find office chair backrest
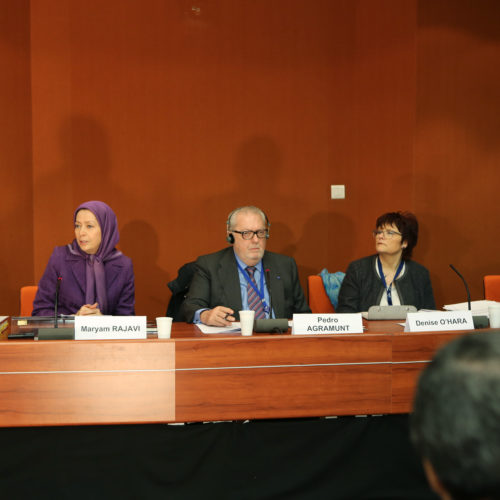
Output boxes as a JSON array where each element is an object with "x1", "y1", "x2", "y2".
[
  {"x1": 166, "y1": 262, "x2": 196, "y2": 321},
  {"x1": 307, "y1": 275, "x2": 335, "y2": 313},
  {"x1": 484, "y1": 275, "x2": 500, "y2": 301},
  {"x1": 20, "y1": 285, "x2": 38, "y2": 316}
]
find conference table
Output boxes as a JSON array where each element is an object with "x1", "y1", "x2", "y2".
[
  {"x1": 1, "y1": 319, "x2": 475, "y2": 499},
  {"x1": 0, "y1": 319, "x2": 467, "y2": 427}
]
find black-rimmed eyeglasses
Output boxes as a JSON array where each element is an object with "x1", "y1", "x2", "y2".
[{"x1": 231, "y1": 229, "x2": 269, "y2": 240}]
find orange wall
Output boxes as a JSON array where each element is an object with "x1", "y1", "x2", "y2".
[
  {"x1": 1, "y1": 1, "x2": 499, "y2": 318},
  {"x1": 415, "y1": 0, "x2": 500, "y2": 306},
  {"x1": 0, "y1": 1, "x2": 33, "y2": 314}
]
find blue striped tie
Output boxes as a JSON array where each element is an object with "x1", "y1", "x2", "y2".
[{"x1": 246, "y1": 266, "x2": 266, "y2": 319}]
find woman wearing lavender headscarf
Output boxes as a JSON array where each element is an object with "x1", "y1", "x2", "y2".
[{"x1": 32, "y1": 201, "x2": 135, "y2": 316}]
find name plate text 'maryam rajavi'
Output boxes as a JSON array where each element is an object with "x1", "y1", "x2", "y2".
[
  {"x1": 75, "y1": 316, "x2": 147, "y2": 340},
  {"x1": 404, "y1": 310, "x2": 474, "y2": 332},
  {"x1": 292, "y1": 313, "x2": 363, "y2": 335}
]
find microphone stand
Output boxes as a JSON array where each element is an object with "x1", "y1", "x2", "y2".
[
  {"x1": 253, "y1": 269, "x2": 288, "y2": 334},
  {"x1": 449, "y1": 264, "x2": 488, "y2": 329},
  {"x1": 38, "y1": 277, "x2": 75, "y2": 340},
  {"x1": 54, "y1": 276, "x2": 60, "y2": 328}
]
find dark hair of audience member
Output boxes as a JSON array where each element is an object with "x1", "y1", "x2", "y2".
[{"x1": 411, "y1": 332, "x2": 500, "y2": 500}]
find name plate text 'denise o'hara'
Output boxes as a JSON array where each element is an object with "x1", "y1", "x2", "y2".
[{"x1": 404, "y1": 310, "x2": 474, "y2": 332}]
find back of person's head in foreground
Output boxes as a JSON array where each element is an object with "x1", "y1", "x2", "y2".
[{"x1": 411, "y1": 332, "x2": 500, "y2": 500}]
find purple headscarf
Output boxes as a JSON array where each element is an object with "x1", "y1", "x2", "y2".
[{"x1": 69, "y1": 201, "x2": 122, "y2": 314}]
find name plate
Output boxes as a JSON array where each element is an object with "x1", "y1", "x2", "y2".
[
  {"x1": 292, "y1": 313, "x2": 363, "y2": 335},
  {"x1": 404, "y1": 310, "x2": 474, "y2": 332},
  {"x1": 75, "y1": 316, "x2": 147, "y2": 340}
]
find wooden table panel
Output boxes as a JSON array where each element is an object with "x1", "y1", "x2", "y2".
[
  {"x1": 391, "y1": 363, "x2": 428, "y2": 414},
  {"x1": 176, "y1": 364, "x2": 392, "y2": 420},
  {"x1": 0, "y1": 340, "x2": 175, "y2": 371},
  {"x1": 0, "y1": 340, "x2": 176, "y2": 426},
  {"x1": 174, "y1": 334, "x2": 392, "y2": 369},
  {"x1": 0, "y1": 371, "x2": 175, "y2": 426},
  {"x1": 392, "y1": 331, "x2": 465, "y2": 362}
]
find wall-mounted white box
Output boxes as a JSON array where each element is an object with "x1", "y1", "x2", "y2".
[{"x1": 331, "y1": 185, "x2": 345, "y2": 199}]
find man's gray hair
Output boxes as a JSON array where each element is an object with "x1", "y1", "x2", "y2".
[{"x1": 226, "y1": 206, "x2": 269, "y2": 230}]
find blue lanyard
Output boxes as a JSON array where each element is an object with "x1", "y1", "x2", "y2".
[
  {"x1": 377, "y1": 256, "x2": 404, "y2": 306},
  {"x1": 235, "y1": 261, "x2": 270, "y2": 315}
]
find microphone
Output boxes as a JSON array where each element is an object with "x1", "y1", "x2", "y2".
[
  {"x1": 253, "y1": 268, "x2": 288, "y2": 334},
  {"x1": 449, "y1": 264, "x2": 488, "y2": 329},
  {"x1": 54, "y1": 276, "x2": 62, "y2": 328},
  {"x1": 449, "y1": 264, "x2": 471, "y2": 310},
  {"x1": 38, "y1": 275, "x2": 74, "y2": 340}
]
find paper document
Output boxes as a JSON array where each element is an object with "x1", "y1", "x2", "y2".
[
  {"x1": 196, "y1": 322, "x2": 242, "y2": 334},
  {"x1": 443, "y1": 300, "x2": 498, "y2": 317}
]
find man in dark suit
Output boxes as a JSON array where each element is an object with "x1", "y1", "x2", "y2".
[{"x1": 181, "y1": 206, "x2": 310, "y2": 326}]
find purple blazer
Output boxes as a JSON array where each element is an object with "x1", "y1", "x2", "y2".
[{"x1": 32, "y1": 245, "x2": 135, "y2": 316}]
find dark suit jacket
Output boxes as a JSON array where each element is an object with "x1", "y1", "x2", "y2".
[
  {"x1": 181, "y1": 247, "x2": 310, "y2": 322},
  {"x1": 336, "y1": 255, "x2": 435, "y2": 313},
  {"x1": 32, "y1": 245, "x2": 135, "y2": 316}
]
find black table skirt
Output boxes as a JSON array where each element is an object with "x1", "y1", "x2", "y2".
[{"x1": 0, "y1": 415, "x2": 437, "y2": 500}]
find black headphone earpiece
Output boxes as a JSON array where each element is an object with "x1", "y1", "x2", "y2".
[{"x1": 226, "y1": 233, "x2": 235, "y2": 244}]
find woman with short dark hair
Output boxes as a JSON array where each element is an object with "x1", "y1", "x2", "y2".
[{"x1": 337, "y1": 211, "x2": 435, "y2": 313}]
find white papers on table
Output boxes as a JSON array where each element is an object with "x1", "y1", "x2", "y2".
[
  {"x1": 196, "y1": 322, "x2": 242, "y2": 334},
  {"x1": 196, "y1": 320, "x2": 293, "y2": 334},
  {"x1": 443, "y1": 300, "x2": 498, "y2": 317}
]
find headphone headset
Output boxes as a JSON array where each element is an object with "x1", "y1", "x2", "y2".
[{"x1": 226, "y1": 206, "x2": 270, "y2": 244}]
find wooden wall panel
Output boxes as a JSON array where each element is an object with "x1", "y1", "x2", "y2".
[
  {"x1": 0, "y1": 1, "x2": 498, "y2": 318},
  {"x1": 415, "y1": 0, "x2": 500, "y2": 307},
  {"x1": 28, "y1": 0, "x2": 365, "y2": 318},
  {"x1": 0, "y1": 1, "x2": 34, "y2": 314}
]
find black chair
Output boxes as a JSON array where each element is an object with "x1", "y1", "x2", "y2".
[{"x1": 166, "y1": 261, "x2": 196, "y2": 321}]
